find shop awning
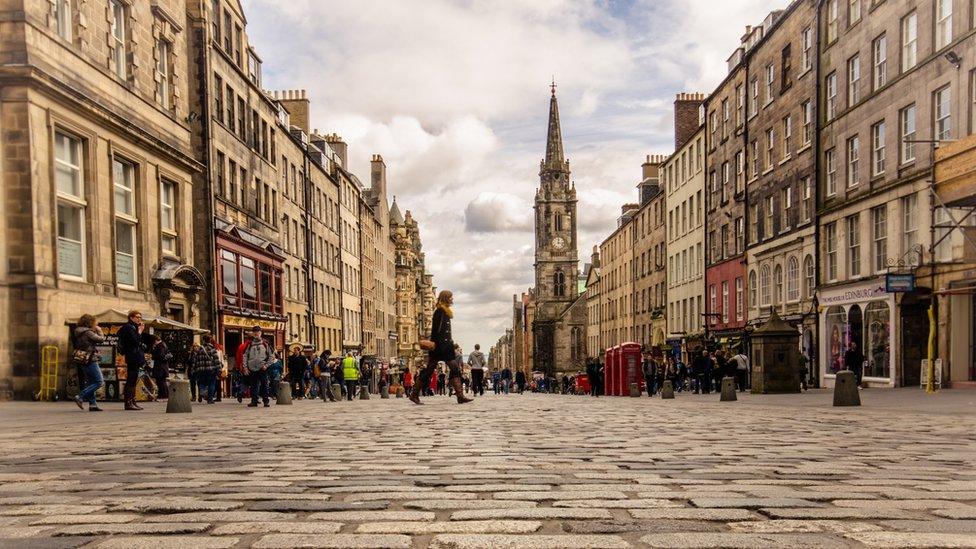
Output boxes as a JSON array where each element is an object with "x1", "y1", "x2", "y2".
[{"x1": 65, "y1": 309, "x2": 208, "y2": 334}]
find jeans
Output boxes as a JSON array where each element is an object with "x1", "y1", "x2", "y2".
[
  {"x1": 249, "y1": 369, "x2": 270, "y2": 405},
  {"x1": 471, "y1": 369, "x2": 484, "y2": 396},
  {"x1": 198, "y1": 372, "x2": 217, "y2": 402},
  {"x1": 77, "y1": 362, "x2": 104, "y2": 406},
  {"x1": 345, "y1": 380, "x2": 357, "y2": 400}
]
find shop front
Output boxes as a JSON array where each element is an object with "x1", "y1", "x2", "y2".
[{"x1": 819, "y1": 279, "x2": 895, "y2": 387}]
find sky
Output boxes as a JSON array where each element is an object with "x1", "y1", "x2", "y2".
[{"x1": 242, "y1": 0, "x2": 783, "y2": 355}]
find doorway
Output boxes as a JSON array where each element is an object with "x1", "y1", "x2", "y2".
[{"x1": 900, "y1": 297, "x2": 930, "y2": 387}]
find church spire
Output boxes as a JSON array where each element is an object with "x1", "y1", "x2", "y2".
[{"x1": 543, "y1": 79, "x2": 565, "y2": 171}]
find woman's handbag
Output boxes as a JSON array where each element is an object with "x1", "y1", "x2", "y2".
[{"x1": 419, "y1": 339, "x2": 435, "y2": 351}]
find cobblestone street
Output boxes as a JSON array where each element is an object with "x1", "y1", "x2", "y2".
[{"x1": 0, "y1": 389, "x2": 974, "y2": 548}]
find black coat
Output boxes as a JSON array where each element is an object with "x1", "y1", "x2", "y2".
[
  {"x1": 117, "y1": 321, "x2": 147, "y2": 367},
  {"x1": 429, "y1": 307, "x2": 456, "y2": 362}
]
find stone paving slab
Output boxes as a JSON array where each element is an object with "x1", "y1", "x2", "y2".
[
  {"x1": 355, "y1": 520, "x2": 543, "y2": 534},
  {"x1": 210, "y1": 521, "x2": 343, "y2": 535},
  {"x1": 451, "y1": 508, "x2": 613, "y2": 521},
  {"x1": 639, "y1": 532, "x2": 853, "y2": 548},
  {"x1": 53, "y1": 523, "x2": 211, "y2": 536},
  {"x1": 251, "y1": 534, "x2": 412, "y2": 548},
  {"x1": 92, "y1": 537, "x2": 238, "y2": 549},
  {"x1": 428, "y1": 534, "x2": 631, "y2": 548},
  {"x1": 847, "y1": 531, "x2": 976, "y2": 547}
]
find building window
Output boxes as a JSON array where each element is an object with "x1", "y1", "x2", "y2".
[
  {"x1": 849, "y1": 0, "x2": 861, "y2": 24},
  {"x1": 553, "y1": 271, "x2": 566, "y2": 297},
  {"x1": 847, "y1": 214, "x2": 861, "y2": 278},
  {"x1": 110, "y1": 0, "x2": 127, "y2": 80},
  {"x1": 937, "y1": 0, "x2": 953, "y2": 50},
  {"x1": 935, "y1": 206, "x2": 952, "y2": 261},
  {"x1": 827, "y1": 0, "x2": 838, "y2": 42},
  {"x1": 55, "y1": 0, "x2": 72, "y2": 41},
  {"x1": 764, "y1": 64, "x2": 774, "y2": 105},
  {"x1": 55, "y1": 131, "x2": 85, "y2": 279},
  {"x1": 765, "y1": 195, "x2": 774, "y2": 239},
  {"x1": 826, "y1": 72, "x2": 837, "y2": 120},
  {"x1": 155, "y1": 39, "x2": 171, "y2": 109},
  {"x1": 801, "y1": 177, "x2": 813, "y2": 222},
  {"x1": 802, "y1": 26, "x2": 812, "y2": 71},
  {"x1": 801, "y1": 100, "x2": 812, "y2": 145},
  {"x1": 735, "y1": 277, "x2": 744, "y2": 321},
  {"x1": 736, "y1": 84, "x2": 744, "y2": 125},
  {"x1": 804, "y1": 255, "x2": 814, "y2": 299},
  {"x1": 935, "y1": 86, "x2": 952, "y2": 141},
  {"x1": 848, "y1": 55, "x2": 860, "y2": 106},
  {"x1": 873, "y1": 205, "x2": 887, "y2": 272},
  {"x1": 782, "y1": 186, "x2": 792, "y2": 230},
  {"x1": 113, "y1": 158, "x2": 137, "y2": 288},
  {"x1": 214, "y1": 74, "x2": 223, "y2": 123},
  {"x1": 787, "y1": 256, "x2": 800, "y2": 302},
  {"x1": 826, "y1": 147, "x2": 837, "y2": 196},
  {"x1": 721, "y1": 281, "x2": 729, "y2": 323},
  {"x1": 709, "y1": 285, "x2": 717, "y2": 325},
  {"x1": 735, "y1": 150, "x2": 744, "y2": 193},
  {"x1": 225, "y1": 84, "x2": 234, "y2": 131},
  {"x1": 722, "y1": 162, "x2": 730, "y2": 201},
  {"x1": 903, "y1": 193, "x2": 918, "y2": 257},
  {"x1": 760, "y1": 265, "x2": 771, "y2": 306},
  {"x1": 774, "y1": 264, "x2": 783, "y2": 305},
  {"x1": 160, "y1": 180, "x2": 177, "y2": 255},
  {"x1": 750, "y1": 204, "x2": 759, "y2": 243},
  {"x1": 783, "y1": 115, "x2": 793, "y2": 159},
  {"x1": 248, "y1": 51, "x2": 261, "y2": 86},
  {"x1": 847, "y1": 135, "x2": 860, "y2": 188},
  {"x1": 233, "y1": 24, "x2": 242, "y2": 67},
  {"x1": 750, "y1": 77, "x2": 759, "y2": 118},
  {"x1": 781, "y1": 44, "x2": 792, "y2": 92},
  {"x1": 826, "y1": 222, "x2": 838, "y2": 281},
  {"x1": 902, "y1": 11, "x2": 917, "y2": 72},
  {"x1": 871, "y1": 121, "x2": 886, "y2": 176},
  {"x1": 873, "y1": 34, "x2": 887, "y2": 90},
  {"x1": 735, "y1": 216, "x2": 744, "y2": 253},
  {"x1": 749, "y1": 270, "x2": 758, "y2": 308},
  {"x1": 900, "y1": 103, "x2": 916, "y2": 163},
  {"x1": 765, "y1": 128, "x2": 775, "y2": 169},
  {"x1": 222, "y1": 10, "x2": 232, "y2": 52}
]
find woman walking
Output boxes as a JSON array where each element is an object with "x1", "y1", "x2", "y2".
[
  {"x1": 73, "y1": 314, "x2": 106, "y2": 412},
  {"x1": 410, "y1": 290, "x2": 472, "y2": 405},
  {"x1": 149, "y1": 335, "x2": 172, "y2": 400}
]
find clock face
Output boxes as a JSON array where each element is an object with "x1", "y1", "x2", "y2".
[{"x1": 552, "y1": 236, "x2": 566, "y2": 251}]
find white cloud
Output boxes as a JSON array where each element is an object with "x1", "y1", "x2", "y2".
[{"x1": 464, "y1": 192, "x2": 534, "y2": 233}]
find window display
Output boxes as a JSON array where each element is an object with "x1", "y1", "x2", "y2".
[{"x1": 864, "y1": 301, "x2": 890, "y2": 378}]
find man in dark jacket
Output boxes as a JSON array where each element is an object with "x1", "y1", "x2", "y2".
[
  {"x1": 642, "y1": 356, "x2": 657, "y2": 397},
  {"x1": 150, "y1": 335, "x2": 172, "y2": 400},
  {"x1": 117, "y1": 310, "x2": 147, "y2": 410},
  {"x1": 692, "y1": 352, "x2": 711, "y2": 394},
  {"x1": 515, "y1": 369, "x2": 526, "y2": 394},
  {"x1": 844, "y1": 342, "x2": 865, "y2": 386},
  {"x1": 287, "y1": 346, "x2": 309, "y2": 399}
]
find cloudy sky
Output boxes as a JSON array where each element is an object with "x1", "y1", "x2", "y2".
[{"x1": 243, "y1": 0, "x2": 782, "y2": 354}]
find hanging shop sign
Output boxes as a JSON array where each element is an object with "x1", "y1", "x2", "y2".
[{"x1": 885, "y1": 273, "x2": 916, "y2": 293}]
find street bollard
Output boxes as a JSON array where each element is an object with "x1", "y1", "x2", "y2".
[
  {"x1": 380, "y1": 385, "x2": 390, "y2": 399},
  {"x1": 720, "y1": 377, "x2": 737, "y2": 402},
  {"x1": 358, "y1": 385, "x2": 370, "y2": 400},
  {"x1": 396, "y1": 387, "x2": 405, "y2": 398},
  {"x1": 331, "y1": 383, "x2": 342, "y2": 402},
  {"x1": 833, "y1": 370, "x2": 861, "y2": 407},
  {"x1": 166, "y1": 378, "x2": 192, "y2": 413},
  {"x1": 661, "y1": 380, "x2": 675, "y2": 399},
  {"x1": 276, "y1": 382, "x2": 293, "y2": 405},
  {"x1": 629, "y1": 383, "x2": 640, "y2": 398}
]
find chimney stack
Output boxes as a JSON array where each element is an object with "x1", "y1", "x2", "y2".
[
  {"x1": 325, "y1": 134, "x2": 348, "y2": 169},
  {"x1": 673, "y1": 92, "x2": 705, "y2": 149},
  {"x1": 370, "y1": 154, "x2": 387, "y2": 198},
  {"x1": 275, "y1": 88, "x2": 311, "y2": 134}
]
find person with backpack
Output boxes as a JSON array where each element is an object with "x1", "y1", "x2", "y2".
[
  {"x1": 467, "y1": 344, "x2": 486, "y2": 397},
  {"x1": 194, "y1": 335, "x2": 221, "y2": 404},
  {"x1": 73, "y1": 314, "x2": 106, "y2": 412},
  {"x1": 117, "y1": 310, "x2": 148, "y2": 411},
  {"x1": 341, "y1": 352, "x2": 360, "y2": 401},
  {"x1": 237, "y1": 326, "x2": 274, "y2": 407}
]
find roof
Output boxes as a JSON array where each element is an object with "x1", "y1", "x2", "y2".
[{"x1": 390, "y1": 199, "x2": 404, "y2": 225}]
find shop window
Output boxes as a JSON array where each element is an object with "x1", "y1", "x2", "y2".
[
  {"x1": 864, "y1": 301, "x2": 891, "y2": 378},
  {"x1": 55, "y1": 131, "x2": 86, "y2": 279},
  {"x1": 826, "y1": 305, "x2": 848, "y2": 374},
  {"x1": 240, "y1": 257, "x2": 257, "y2": 309},
  {"x1": 221, "y1": 250, "x2": 238, "y2": 306}
]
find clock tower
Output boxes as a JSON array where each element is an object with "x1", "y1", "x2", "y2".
[
  {"x1": 531, "y1": 82, "x2": 582, "y2": 377},
  {"x1": 534, "y1": 82, "x2": 579, "y2": 309}
]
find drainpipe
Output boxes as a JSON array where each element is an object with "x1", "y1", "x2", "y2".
[
  {"x1": 812, "y1": 0, "x2": 826, "y2": 388},
  {"x1": 194, "y1": 1, "x2": 219, "y2": 338}
]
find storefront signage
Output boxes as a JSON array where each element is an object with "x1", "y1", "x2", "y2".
[
  {"x1": 820, "y1": 282, "x2": 887, "y2": 305},
  {"x1": 222, "y1": 314, "x2": 281, "y2": 330},
  {"x1": 885, "y1": 273, "x2": 916, "y2": 293}
]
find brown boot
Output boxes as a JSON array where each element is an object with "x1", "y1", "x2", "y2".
[
  {"x1": 408, "y1": 383, "x2": 423, "y2": 405},
  {"x1": 123, "y1": 388, "x2": 142, "y2": 411},
  {"x1": 451, "y1": 378, "x2": 472, "y2": 404}
]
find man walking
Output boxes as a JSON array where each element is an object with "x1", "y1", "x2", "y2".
[
  {"x1": 515, "y1": 369, "x2": 526, "y2": 394},
  {"x1": 642, "y1": 355, "x2": 657, "y2": 397},
  {"x1": 732, "y1": 350, "x2": 750, "y2": 392},
  {"x1": 844, "y1": 341, "x2": 865, "y2": 387},
  {"x1": 117, "y1": 310, "x2": 147, "y2": 411},
  {"x1": 342, "y1": 352, "x2": 360, "y2": 401},
  {"x1": 239, "y1": 326, "x2": 273, "y2": 407},
  {"x1": 287, "y1": 345, "x2": 309, "y2": 399},
  {"x1": 467, "y1": 344, "x2": 486, "y2": 396},
  {"x1": 197, "y1": 334, "x2": 222, "y2": 404}
]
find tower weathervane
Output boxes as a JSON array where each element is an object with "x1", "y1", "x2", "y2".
[{"x1": 550, "y1": 77, "x2": 557, "y2": 97}]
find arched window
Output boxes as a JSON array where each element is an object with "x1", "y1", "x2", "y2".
[
  {"x1": 749, "y1": 270, "x2": 758, "y2": 308},
  {"x1": 773, "y1": 264, "x2": 783, "y2": 305},
  {"x1": 553, "y1": 271, "x2": 566, "y2": 297},
  {"x1": 803, "y1": 255, "x2": 815, "y2": 299},
  {"x1": 787, "y1": 256, "x2": 800, "y2": 302},
  {"x1": 760, "y1": 265, "x2": 771, "y2": 306},
  {"x1": 554, "y1": 213, "x2": 564, "y2": 232}
]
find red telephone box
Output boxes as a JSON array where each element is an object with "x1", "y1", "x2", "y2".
[
  {"x1": 620, "y1": 342, "x2": 643, "y2": 395},
  {"x1": 604, "y1": 346, "x2": 617, "y2": 396}
]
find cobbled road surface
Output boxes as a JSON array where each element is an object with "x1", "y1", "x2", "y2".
[{"x1": 0, "y1": 388, "x2": 974, "y2": 548}]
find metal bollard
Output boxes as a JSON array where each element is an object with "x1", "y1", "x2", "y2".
[
  {"x1": 166, "y1": 378, "x2": 192, "y2": 413},
  {"x1": 629, "y1": 383, "x2": 640, "y2": 398},
  {"x1": 660, "y1": 380, "x2": 675, "y2": 399},
  {"x1": 358, "y1": 385, "x2": 370, "y2": 400},
  {"x1": 833, "y1": 370, "x2": 861, "y2": 406},
  {"x1": 331, "y1": 383, "x2": 342, "y2": 402},
  {"x1": 720, "y1": 377, "x2": 737, "y2": 402}
]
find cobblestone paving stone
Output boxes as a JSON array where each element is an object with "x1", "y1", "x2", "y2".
[{"x1": 0, "y1": 388, "x2": 973, "y2": 548}]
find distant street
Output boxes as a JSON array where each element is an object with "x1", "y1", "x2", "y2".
[{"x1": 0, "y1": 390, "x2": 974, "y2": 548}]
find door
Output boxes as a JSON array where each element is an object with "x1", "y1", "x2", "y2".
[{"x1": 900, "y1": 300, "x2": 929, "y2": 387}]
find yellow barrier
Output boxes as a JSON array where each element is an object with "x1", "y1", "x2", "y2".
[{"x1": 36, "y1": 345, "x2": 60, "y2": 401}]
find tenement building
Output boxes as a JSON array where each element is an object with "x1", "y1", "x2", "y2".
[
  {"x1": 665, "y1": 93, "x2": 707, "y2": 362},
  {"x1": 743, "y1": 3, "x2": 819, "y2": 380},
  {"x1": 392, "y1": 206, "x2": 435, "y2": 368},
  {"x1": 635, "y1": 157, "x2": 669, "y2": 353},
  {"x1": 532, "y1": 86, "x2": 586, "y2": 376},
  {"x1": 816, "y1": 0, "x2": 976, "y2": 387},
  {"x1": 0, "y1": 0, "x2": 203, "y2": 398},
  {"x1": 584, "y1": 249, "x2": 603, "y2": 358},
  {"x1": 599, "y1": 204, "x2": 639, "y2": 350},
  {"x1": 188, "y1": 0, "x2": 286, "y2": 355},
  {"x1": 704, "y1": 27, "x2": 750, "y2": 356}
]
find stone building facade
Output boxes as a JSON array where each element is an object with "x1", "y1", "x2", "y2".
[
  {"x1": 816, "y1": 0, "x2": 976, "y2": 387},
  {"x1": 364, "y1": 155, "x2": 397, "y2": 362},
  {"x1": 743, "y1": 2, "x2": 819, "y2": 380},
  {"x1": 633, "y1": 157, "x2": 669, "y2": 353},
  {"x1": 664, "y1": 95, "x2": 706, "y2": 361},
  {"x1": 0, "y1": 0, "x2": 203, "y2": 398},
  {"x1": 392, "y1": 206, "x2": 435, "y2": 370}
]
